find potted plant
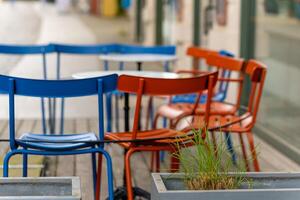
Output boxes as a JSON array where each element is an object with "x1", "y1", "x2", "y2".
[{"x1": 151, "y1": 129, "x2": 300, "y2": 200}]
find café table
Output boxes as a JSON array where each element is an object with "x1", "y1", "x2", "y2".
[{"x1": 73, "y1": 70, "x2": 180, "y2": 199}]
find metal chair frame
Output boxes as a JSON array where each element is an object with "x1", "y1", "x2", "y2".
[
  {"x1": 0, "y1": 74, "x2": 118, "y2": 200},
  {"x1": 102, "y1": 72, "x2": 218, "y2": 200},
  {"x1": 0, "y1": 44, "x2": 55, "y2": 134}
]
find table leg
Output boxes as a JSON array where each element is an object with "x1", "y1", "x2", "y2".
[{"x1": 137, "y1": 62, "x2": 142, "y2": 71}]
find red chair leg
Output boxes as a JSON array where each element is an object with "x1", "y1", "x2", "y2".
[
  {"x1": 239, "y1": 134, "x2": 250, "y2": 171},
  {"x1": 150, "y1": 152, "x2": 155, "y2": 172},
  {"x1": 246, "y1": 132, "x2": 260, "y2": 172},
  {"x1": 170, "y1": 151, "x2": 180, "y2": 172},
  {"x1": 96, "y1": 153, "x2": 103, "y2": 200},
  {"x1": 125, "y1": 148, "x2": 135, "y2": 200},
  {"x1": 211, "y1": 131, "x2": 218, "y2": 157},
  {"x1": 155, "y1": 151, "x2": 160, "y2": 172}
]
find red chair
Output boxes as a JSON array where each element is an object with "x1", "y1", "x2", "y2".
[
  {"x1": 104, "y1": 72, "x2": 218, "y2": 200},
  {"x1": 155, "y1": 53, "x2": 244, "y2": 129},
  {"x1": 181, "y1": 57, "x2": 267, "y2": 172}
]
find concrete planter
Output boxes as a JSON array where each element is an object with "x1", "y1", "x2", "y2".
[
  {"x1": 152, "y1": 172, "x2": 300, "y2": 200},
  {"x1": 0, "y1": 177, "x2": 81, "y2": 200}
]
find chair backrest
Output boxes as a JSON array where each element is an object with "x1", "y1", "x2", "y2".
[
  {"x1": 187, "y1": 46, "x2": 235, "y2": 101},
  {"x1": 118, "y1": 44, "x2": 176, "y2": 55},
  {"x1": 117, "y1": 72, "x2": 218, "y2": 139},
  {"x1": 243, "y1": 60, "x2": 267, "y2": 124},
  {"x1": 0, "y1": 44, "x2": 55, "y2": 79},
  {"x1": 207, "y1": 54, "x2": 267, "y2": 123},
  {"x1": 0, "y1": 44, "x2": 55, "y2": 55},
  {"x1": 53, "y1": 43, "x2": 118, "y2": 55},
  {"x1": 0, "y1": 74, "x2": 118, "y2": 149},
  {"x1": 206, "y1": 54, "x2": 245, "y2": 111}
]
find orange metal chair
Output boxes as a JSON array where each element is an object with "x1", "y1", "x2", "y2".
[
  {"x1": 180, "y1": 56, "x2": 267, "y2": 172},
  {"x1": 103, "y1": 72, "x2": 218, "y2": 200},
  {"x1": 155, "y1": 52, "x2": 245, "y2": 129}
]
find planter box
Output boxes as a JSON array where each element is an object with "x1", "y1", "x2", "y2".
[
  {"x1": 0, "y1": 177, "x2": 81, "y2": 200},
  {"x1": 152, "y1": 172, "x2": 300, "y2": 200}
]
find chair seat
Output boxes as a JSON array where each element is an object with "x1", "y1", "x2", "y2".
[
  {"x1": 185, "y1": 113, "x2": 253, "y2": 133},
  {"x1": 157, "y1": 102, "x2": 238, "y2": 121},
  {"x1": 18, "y1": 132, "x2": 98, "y2": 151},
  {"x1": 105, "y1": 129, "x2": 189, "y2": 148},
  {"x1": 171, "y1": 92, "x2": 225, "y2": 104}
]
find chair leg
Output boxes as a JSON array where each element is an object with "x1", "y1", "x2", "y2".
[
  {"x1": 225, "y1": 132, "x2": 237, "y2": 165},
  {"x1": 125, "y1": 148, "x2": 135, "y2": 200},
  {"x1": 23, "y1": 151, "x2": 28, "y2": 177},
  {"x1": 150, "y1": 152, "x2": 155, "y2": 172},
  {"x1": 246, "y1": 132, "x2": 260, "y2": 172},
  {"x1": 105, "y1": 94, "x2": 112, "y2": 132},
  {"x1": 41, "y1": 98, "x2": 47, "y2": 134},
  {"x1": 239, "y1": 134, "x2": 250, "y2": 171},
  {"x1": 170, "y1": 151, "x2": 179, "y2": 172},
  {"x1": 96, "y1": 153, "x2": 103, "y2": 200},
  {"x1": 3, "y1": 151, "x2": 16, "y2": 177},
  {"x1": 92, "y1": 152, "x2": 97, "y2": 196},
  {"x1": 211, "y1": 131, "x2": 218, "y2": 157},
  {"x1": 155, "y1": 151, "x2": 160, "y2": 172},
  {"x1": 145, "y1": 97, "x2": 153, "y2": 130},
  {"x1": 103, "y1": 152, "x2": 114, "y2": 200},
  {"x1": 60, "y1": 98, "x2": 65, "y2": 134},
  {"x1": 115, "y1": 94, "x2": 120, "y2": 132}
]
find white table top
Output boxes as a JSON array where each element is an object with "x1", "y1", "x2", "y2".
[
  {"x1": 99, "y1": 54, "x2": 177, "y2": 63},
  {"x1": 72, "y1": 70, "x2": 180, "y2": 79}
]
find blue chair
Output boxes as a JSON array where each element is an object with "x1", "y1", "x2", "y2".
[
  {"x1": 1, "y1": 74, "x2": 117, "y2": 200},
  {"x1": 53, "y1": 43, "x2": 176, "y2": 133},
  {"x1": 0, "y1": 44, "x2": 55, "y2": 134},
  {"x1": 51, "y1": 43, "x2": 118, "y2": 135}
]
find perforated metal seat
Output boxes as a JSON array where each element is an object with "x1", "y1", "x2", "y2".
[{"x1": 18, "y1": 133, "x2": 98, "y2": 151}]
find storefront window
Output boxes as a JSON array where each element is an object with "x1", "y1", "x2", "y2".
[{"x1": 255, "y1": 0, "x2": 300, "y2": 151}]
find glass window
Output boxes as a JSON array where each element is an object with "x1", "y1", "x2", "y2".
[{"x1": 255, "y1": 0, "x2": 300, "y2": 151}]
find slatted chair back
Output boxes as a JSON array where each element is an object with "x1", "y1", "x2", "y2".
[
  {"x1": 0, "y1": 74, "x2": 118, "y2": 149},
  {"x1": 206, "y1": 54, "x2": 245, "y2": 110},
  {"x1": 0, "y1": 44, "x2": 55, "y2": 79},
  {"x1": 207, "y1": 55, "x2": 267, "y2": 123},
  {"x1": 243, "y1": 60, "x2": 267, "y2": 124},
  {"x1": 187, "y1": 46, "x2": 234, "y2": 101},
  {"x1": 117, "y1": 72, "x2": 219, "y2": 139},
  {"x1": 119, "y1": 44, "x2": 176, "y2": 55}
]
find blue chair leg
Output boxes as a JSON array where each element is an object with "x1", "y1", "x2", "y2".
[
  {"x1": 105, "y1": 93, "x2": 112, "y2": 132},
  {"x1": 23, "y1": 150, "x2": 28, "y2": 177},
  {"x1": 160, "y1": 117, "x2": 168, "y2": 162},
  {"x1": 3, "y1": 151, "x2": 16, "y2": 177},
  {"x1": 92, "y1": 152, "x2": 97, "y2": 196},
  {"x1": 41, "y1": 98, "x2": 47, "y2": 134},
  {"x1": 101, "y1": 150, "x2": 114, "y2": 200},
  {"x1": 225, "y1": 132, "x2": 237, "y2": 165},
  {"x1": 60, "y1": 98, "x2": 65, "y2": 134}
]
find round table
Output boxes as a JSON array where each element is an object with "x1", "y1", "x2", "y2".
[
  {"x1": 73, "y1": 70, "x2": 180, "y2": 79},
  {"x1": 99, "y1": 54, "x2": 177, "y2": 71},
  {"x1": 73, "y1": 70, "x2": 180, "y2": 199}
]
